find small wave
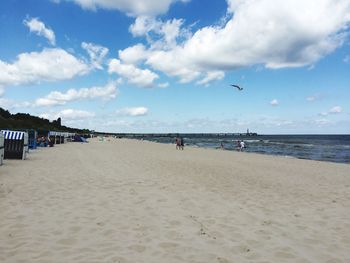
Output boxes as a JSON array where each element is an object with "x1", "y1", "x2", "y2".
[
  {"x1": 243, "y1": 139, "x2": 261, "y2": 143},
  {"x1": 283, "y1": 155, "x2": 296, "y2": 159},
  {"x1": 266, "y1": 141, "x2": 285, "y2": 145},
  {"x1": 265, "y1": 141, "x2": 315, "y2": 147},
  {"x1": 293, "y1": 144, "x2": 315, "y2": 148}
]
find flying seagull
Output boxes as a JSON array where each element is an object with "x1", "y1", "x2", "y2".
[{"x1": 231, "y1": 84, "x2": 243, "y2": 91}]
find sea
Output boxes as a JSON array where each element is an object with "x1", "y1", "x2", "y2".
[{"x1": 136, "y1": 134, "x2": 350, "y2": 164}]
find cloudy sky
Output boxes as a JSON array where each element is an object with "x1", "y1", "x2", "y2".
[{"x1": 0, "y1": 0, "x2": 349, "y2": 134}]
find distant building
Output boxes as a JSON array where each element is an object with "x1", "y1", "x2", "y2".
[{"x1": 245, "y1": 128, "x2": 258, "y2": 136}]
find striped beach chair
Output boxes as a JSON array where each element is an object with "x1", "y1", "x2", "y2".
[
  {"x1": 49, "y1": 131, "x2": 61, "y2": 144},
  {"x1": 1, "y1": 130, "x2": 29, "y2": 160}
]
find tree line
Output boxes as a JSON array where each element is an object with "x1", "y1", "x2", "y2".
[{"x1": 0, "y1": 107, "x2": 90, "y2": 134}]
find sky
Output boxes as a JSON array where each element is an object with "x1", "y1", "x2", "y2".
[{"x1": 0, "y1": 0, "x2": 349, "y2": 134}]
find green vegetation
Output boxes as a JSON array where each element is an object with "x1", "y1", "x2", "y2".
[{"x1": 0, "y1": 107, "x2": 90, "y2": 134}]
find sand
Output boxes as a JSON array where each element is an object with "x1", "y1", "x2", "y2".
[{"x1": 0, "y1": 138, "x2": 350, "y2": 263}]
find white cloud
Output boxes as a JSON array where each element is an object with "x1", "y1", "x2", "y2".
[
  {"x1": 318, "y1": 106, "x2": 343, "y2": 116},
  {"x1": 35, "y1": 98, "x2": 63, "y2": 107},
  {"x1": 121, "y1": 0, "x2": 350, "y2": 84},
  {"x1": 41, "y1": 109, "x2": 95, "y2": 120},
  {"x1": 129, "y1": 16, "x2": 186, "y2": 48},
  {"x1": 270, "y1": 99, "x2": 279, "y2": 106},
  {"x1": 224, "y1": 0, "x2": 349, "y2": 69},
  {"x1": 81, "y1": 42, "x2": 109, "y2": 69},
  {"x1": 24, "y1": 17, "x2": 56, "y2": 45},
  {"x1": 56, "y1": 0, "x2": 190, "y2": 16},
  {"x1": 158, "y1": 18, "x2": 185, "y2": 47},
  {"x1": 116, "y1": 107, "x2": 148, "y2": 116},
  {"x1": 0, "y1": 48, "x2": 90, "y2": 88},
  {"x1": 329, "y1": 106, "x2": 342, "y2": 114},
  {"x1": 38, "y1": 113, "x2": 51, "y2": 120},
  {"x1": 108, "y1": 59, "x2": 158, "y2": 87},
  {"x1": 60, "y1": 109, "x2": 95, "y2": 119},
  {"x1": 51, "y1": 0, "x2": 350, "y2": 88},
  {"x1": 0, "y1": 97, "x2": 31, "y2": 110},
  {"x1": 119, "y1": 44, "x2": 149, "y2": 65},
  {"x1": 146, "y1": 49, "x2": 200, "y2": 83},
  {"x1": 129, "y1": 16, "x2": 158, "y2": 37},
  {"x1": 35, "y1": 81, "x2": 118, "y2": 107},
  {"x1": 0, "y1": 98, "x2": 14, "y2": 109},
  {"x1": 196, "y1": 71, "x2": 225, "y2": 86}
]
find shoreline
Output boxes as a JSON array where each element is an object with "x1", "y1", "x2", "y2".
[
  {"x1": 131, "y1": 137, "x2": 350, "y2": 166},
  {"x1": 1, "y1": 138, "x2": 350, "y2": 262}
]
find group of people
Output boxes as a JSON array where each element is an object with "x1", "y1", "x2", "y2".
[
  {"x1": 175, "y1": 137, "x2": 184, "y2": 150},
  {"x1": 37, "y1": 136, "x2": 54, "y2": 147},
  {"x1": 175, "y1": 137, "x2": 246, "y2": 151}
]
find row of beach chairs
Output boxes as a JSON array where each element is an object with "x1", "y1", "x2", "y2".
[{"x1": 0, "y1": 130, "x2": 76, "y2": 166}]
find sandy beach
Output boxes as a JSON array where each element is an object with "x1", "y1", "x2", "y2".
[{"x1": 1, "y1": 138, "x2": 350, "y2": 263}]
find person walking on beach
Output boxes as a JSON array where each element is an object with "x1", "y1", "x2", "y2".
[
  {"x1": 240, "y1": 140, "x2": 245, "y2": 151},
  {"x1": 180, "y1": 137, "x2": 184, "y2": 150},
  {"x1": 175, "y1": 137, "x2": 180, "y2": 150},
  {"x1": 236, "y1": 140, "x2": 241, "y2": 151}
]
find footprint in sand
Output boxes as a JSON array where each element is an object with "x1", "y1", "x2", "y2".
[
  {"x1": 261, "y1": 220, "x2": 272, "y2": 226},
  {"x1": 96, "y1": 222, "x2": 105, "y2": 226}
]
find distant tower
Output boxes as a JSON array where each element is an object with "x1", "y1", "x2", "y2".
[{"x1": 247, "y1": 128, "x2": 249, "y2": 135}]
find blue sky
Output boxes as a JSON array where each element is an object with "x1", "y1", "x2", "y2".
[{"x1": 0, "y1": 0, "x2": 349, "y2": 134}]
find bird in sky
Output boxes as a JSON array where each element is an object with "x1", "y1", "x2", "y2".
[{"x1": 231, "y1": 84, "x2": 243, "y2": 91}]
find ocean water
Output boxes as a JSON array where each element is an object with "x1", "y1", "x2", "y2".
[{"x1": 137, "y1": 134, "x2": 350, "y2": 164}]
